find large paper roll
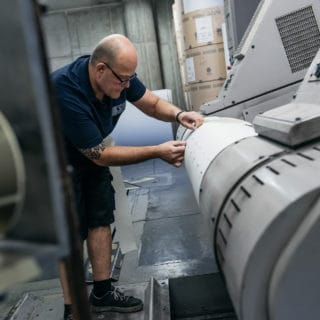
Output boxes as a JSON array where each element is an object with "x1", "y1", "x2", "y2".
[{"x1": 183, "y1": 0, "x2": 223, "y2": 13}]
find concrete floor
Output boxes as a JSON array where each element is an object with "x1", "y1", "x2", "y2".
[{"x1": 119, "y1": 159, "x2": 217, "y2": 285}]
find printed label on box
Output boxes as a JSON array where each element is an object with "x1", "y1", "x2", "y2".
[
  {"x1": 195, "y1": 16, "x2": 214, "y2": 43},
  {"x1": 185, "y1": 57, "x2": 196, "y2": 82}
]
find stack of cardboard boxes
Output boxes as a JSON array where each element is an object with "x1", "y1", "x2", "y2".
[
  {"x1": 172, "y1": 0, "x2": 191, "y2": 109},
  {"x1": 173, "y1": 0, "x2": 227, "y2": 111}
]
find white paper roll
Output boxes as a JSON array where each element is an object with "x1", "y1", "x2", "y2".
[{"x1": 183, "y1": 0, "x2": 224, "y2": 13}]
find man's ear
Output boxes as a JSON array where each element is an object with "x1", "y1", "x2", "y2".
[{"x1": 96, "y1": 62, "x2": 105, "y2": 73}]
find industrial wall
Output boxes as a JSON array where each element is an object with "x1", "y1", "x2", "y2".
[{"x1": 40, "y1": 0, "x2": 185, "y2": 107}]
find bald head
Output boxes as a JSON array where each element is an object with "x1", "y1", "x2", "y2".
[{"x1": 90, "y1": 34, "x2": 137, "y2": 68}]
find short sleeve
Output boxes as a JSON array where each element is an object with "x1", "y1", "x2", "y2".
[
  {"x1": 56, "y1": 90, "x2": 103, "y2": 149},
  {"x1": 126, "y1": 77, "x2": 146, "y2": 102}
]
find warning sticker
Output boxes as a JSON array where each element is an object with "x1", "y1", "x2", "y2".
[
  {"x1": 195, "y1": 16, "x2": 214, "y2": 43},
  {"x1": 185, "y1": 57, "x2": 196, "y2": 82}
]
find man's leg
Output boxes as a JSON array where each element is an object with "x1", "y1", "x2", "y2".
[
  {"x1": 59, "y1": 261, "x2": 73, "y2": 319},
  {"x1": 59, "y1": 241, "x2": 84, "y2": 319},
  {"x1": 59, "y1": 261, "x2": 73, "y2": 304},
  {"x1": 87, "y1": 225, "x2": 143, "y2": 313},
  {"x1": 87, "y1": 226, "x2": 112, "y2": 281}
]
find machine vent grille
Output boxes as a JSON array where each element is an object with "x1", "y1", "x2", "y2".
[{"x1": 276, "y1": 6, "x2": 320, "y2": 73}]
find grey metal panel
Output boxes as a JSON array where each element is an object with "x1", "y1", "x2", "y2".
[
  {"x1": 242, "y1": 89, "x2": 297, "y2": 122},
  {"x1": 42, "y1": 4, "x2": 125, "y2": 69},
  {"x1": 153, "y1": 0, "x2": 186, "y2": 107},
  {"x1": 109, "y1": 5, "x2": 127, "y2": 36},
  {"x1": 123, "y1": 0, "x2": 163, "y2": 90},
  {"x1": 201, "y1": 0, "x2": 320, "y2": 117},
  {"x1": 41, "y1": 13, "x2": 72, "y2": 58},
  {"x1": 134, "y1": 42, "x2": 163, "y2": 90},
  {"x1": 160, "y1": 43, "x2": 185, "y2": 106},
  {"x1": 41, "y1": 0, "x2": 121, "y2": 11},
  {"x1": 224, "y1": 0, "x2": 261, "y2": 61},
  {"x1": 144, "y1": 278, "x2": 171, "y2": 320},
  {"x1": 201, "y1": 81, "x2": 300, "y2": 121},
  {"x1": 48, "y1": 56, "x2": 73, "y2": 72},
  {"x1": 253, "y1": 48, "x2": 320, "y2": 146},
  {"x1": 67, "y1": 5, "x2": 125, "y2": 57},
  {"x1": 123, "y1": 0, "x2": 156, "y2": 43}
]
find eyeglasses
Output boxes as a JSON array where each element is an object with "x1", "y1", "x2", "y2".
[{"x1": 102, "y1": 62, "x2": 136, "y2": 86}]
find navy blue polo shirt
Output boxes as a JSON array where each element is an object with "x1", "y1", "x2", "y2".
[{"x1": 51, "y1": 55, "x2": 146, "y2": 169}]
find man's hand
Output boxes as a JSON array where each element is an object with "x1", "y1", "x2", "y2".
[
  {"x1": 177, "y1": 111, "x2": 204, "y2": 130},
  {"x1": 158, "y1": 140, "x2": 186, "y2": 167}
]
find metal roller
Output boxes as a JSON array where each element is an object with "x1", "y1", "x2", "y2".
[
  {"x1": 177, "y1": 2, "x2": 320, "y2": 317},
  {"x1": 178, "y1": 117, "x2": 320, "y2": 320}
]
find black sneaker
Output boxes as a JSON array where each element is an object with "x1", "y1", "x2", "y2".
[
  {"x1": 63, "y1": 314, "x2": 72, "y2": 320},
  {"x1": 89, "y1": 286, "x2": 143, "y2": 313}
]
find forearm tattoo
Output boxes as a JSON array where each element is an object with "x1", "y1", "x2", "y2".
[{"x1": 79, "y1": 139, "x2": 109, "y2": 161}]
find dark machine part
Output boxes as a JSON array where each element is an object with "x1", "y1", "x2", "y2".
[
  {"x1": 0, "y1": 1, "x2": 91, "y2": 319},
  {"x1": 224, "y1": 0, "x2": 261, "y2": 63},
  {"x1": 0, "y1": 0, "x2": 65, "y2": 244}
]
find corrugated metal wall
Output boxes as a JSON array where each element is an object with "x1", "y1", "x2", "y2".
[
  {"x1": 123, "y1": 0, "x2": 162, "y2": 90},
  {"x1": 153, "y1": 0, "x2": 185, "y2": 108},
  {"x1": 41, "y1": 0, "x2": 185, "y2": 107}
]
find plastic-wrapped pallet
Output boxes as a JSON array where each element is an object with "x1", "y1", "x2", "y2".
[{"x1": 181, "y1": 0, "x2": 226, "y2": 110}]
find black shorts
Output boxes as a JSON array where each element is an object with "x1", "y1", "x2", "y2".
[{"x1": 72, "y1": 166, "x2": 115, "y2": 240}]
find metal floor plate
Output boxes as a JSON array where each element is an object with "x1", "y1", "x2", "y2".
[
  {"x1": 5, "y1": 280, "x2": 170, "y2": 320},
  {"x1": 169, "y1": 273, "x2": 236, "y2": 320},
  {"x1": 120, "y1": 160, "x2": 217, "y2": 281}
]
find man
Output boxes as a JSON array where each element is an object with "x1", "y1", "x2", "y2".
[{"x1": 52, "y1": 34, "x2": 203, "y2": 319}]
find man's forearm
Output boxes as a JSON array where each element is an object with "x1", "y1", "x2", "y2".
[
  {"x1": 134, "y1": 90, "x2": 181, "y2": 123},
  {"x1": 80, "y1": 140, "x2": 187, "y2": 168},
  {"x1": 152, "y1": 98, "x2": 181, "y2": 122},
  {"x1": 95, "y1": 145, "x2": 159, "y2": 167}
]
